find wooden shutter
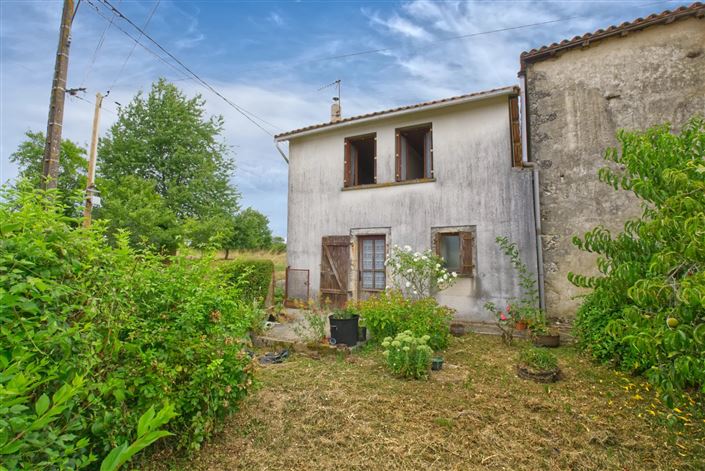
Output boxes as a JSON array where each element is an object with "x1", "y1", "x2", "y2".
[
  {"x1": 395, "y1": 131, "x2": 401, "y2": 182},
  {"x1": 373, "y1": 135, "x2": 378, "y2": 184},
  {"x1": 509, "y1": 96, "x2": 522, "y2": 167},
  {"x1": 320, "y1": 236, "x2": 351, "y2": 308},
  {"x1": 344, "y1": 140, "x2": 351, "y2": 187},
  {"x1": 433, "y1": 231, "x2": 441, "y2": 257},
  {"x1": 424, "y1": 128, "x2": 433, "y2": 178},
  {"x1": 459, "y1": 231, "x2": 475, "y2": 276}
]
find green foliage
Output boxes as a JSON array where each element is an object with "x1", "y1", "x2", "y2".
[
  {"x1": 225, "y1": 208, "x2": 274, "y2": 252},
  {"x1": 569, "y1": 117, "x2": 705, "y2": 402},
  {"x1": 0, "y1": 186, "x2": 258, "y2": 469},
  {"x1": 96, "y1": 176, "x2": 181, "y2": 254},
  {"x1": 220, "y1": 258, "x2": 274, "y2": 304},
  {"x1": 100, "y1": 404, "x2": 175, "y2": 471},
  {"x1": 386, "y1": 244, "x2": 458, "y2": 300},
  {"x1": 97, "y1": 79, "x2": 239, "y2": 250},
  {"x1": 271, "y1": 236, "x2": 286, "y2": 254},
  {"x1": 330, "y1": 306, "x2": 357, "y2": 320},
  {"x1": 293, "y1": 310, "x2": 327, "y2": 343},
  {"x1": 357, "y1": 290, "x2": 453, "y2": 350},
  {"x1": 9, "y1": 131, "x2": 87, "y2": 214},
  {"x1": 519, "y1": 347, "x2": 558, "y2": 372},
  {"x1": 382, "y1": 331, "x2": 433, "y2": 380}
]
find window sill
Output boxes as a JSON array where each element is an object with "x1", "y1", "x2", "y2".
[{"x1": 342, "y1": 178, "x2": 436, "y2": 191}]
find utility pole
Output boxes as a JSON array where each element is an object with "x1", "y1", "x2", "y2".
[
  {"x1": 83, "y1": 92, "x2": 103, "y2": 227},
  {"x1": 42, "y1": 0, "x2": 75, "y2": 190}
]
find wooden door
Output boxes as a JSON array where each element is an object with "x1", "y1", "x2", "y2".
[{"x1": 320, "y1": 236, "x2": 350, "y2": 308}]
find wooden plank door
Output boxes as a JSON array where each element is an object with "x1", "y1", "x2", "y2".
[{"x1": 320, "y1": 236, "x2": 351, "y2": 308}]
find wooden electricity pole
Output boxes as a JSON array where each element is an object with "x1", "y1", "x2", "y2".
[
  {"x1": 83, "y1": 92, "x2": 103, "y2": 227},
  {"x1": 42, "y1": 0, "x2": 75, "y2": 190}
]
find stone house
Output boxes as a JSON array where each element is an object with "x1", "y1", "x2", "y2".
[
  {"x1": 274, "y1": 87, "x2": 537, "y2": 323},
  {"x1": 519, "y1": 2, "x2": 705, "y2": 319}
]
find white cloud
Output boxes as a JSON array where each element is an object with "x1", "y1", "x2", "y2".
[{"x1": 268, "y1": 12, "x2": 285, "y2": 27}]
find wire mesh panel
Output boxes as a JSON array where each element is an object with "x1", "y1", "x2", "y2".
[{"x1": 285, "y1": 267, "x2": 309, "y2": 307}]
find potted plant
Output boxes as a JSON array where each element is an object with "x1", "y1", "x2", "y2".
[
  {"x1": 528, "y1": 311, "x2": 560, "y2": 347},
  {"x1": 517, "y1": 346, "x2": 560, "y2": 383},
  {"x1": 328, "y1": 307, "x2": 359, "y2": 346},
  {"x1": 431, "y1": 356, "x2": 444, "y2": 371}
]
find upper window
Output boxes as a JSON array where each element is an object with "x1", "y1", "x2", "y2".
[
  {"x1": 344, "y1": 134, "x2": 376, "y2": 187},
  {"x1": 396, "y1": 123, "x2": 433, "y2": 182},
  {"x1": 434, "y1": 229, "x2": 475, "y2": 277}
]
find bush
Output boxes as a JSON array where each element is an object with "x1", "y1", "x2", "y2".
[
  {"x1": 569, "y1": 117, "x2": 705, "y2": 404},
  {"x1": 519, "y1": 347, "x2": 558, "y2": 371},
  {"x1": 385, "y1": 245, "x2": 458, "y2": 300},
  {"x1": 382, "y1": 331, "x2": 433, "y2": 380},
  {"x1": 357, "y1": 290, "x2": 453, "y2": 350},
  {"x1": 220, "y1": 258, "x2": 274, "y2": 304},
  {"x1": 0, "y1": 186, "x2": 258, "y2": 469}
]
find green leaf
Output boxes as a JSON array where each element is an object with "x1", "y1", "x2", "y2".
[{"x1": 35, "y1": 393, "x2": 50, "y2": 416}]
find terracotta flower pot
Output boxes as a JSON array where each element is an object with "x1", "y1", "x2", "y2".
[
  {"x1": 533, "y1": 333, "x2": 560, "y2": 348},
  {"x1": 515, "y1": 320, "x2": 528, "y2": 331}
]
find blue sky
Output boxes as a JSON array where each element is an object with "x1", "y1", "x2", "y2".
[{"x1": 0, "y1": 0, "x2": 686, "y2": 236}]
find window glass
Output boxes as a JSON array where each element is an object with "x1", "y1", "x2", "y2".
[
  {"x1": 360, "y1": 236, "x2": 385, "y2": 291},
  {"x1": 440, "y1": 234, "x2": 460, "y2": 271}
]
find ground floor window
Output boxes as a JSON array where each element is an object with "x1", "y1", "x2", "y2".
[
  {"x1": 433, "y1": 228, "x2": 475, "y2": 276},
  {"x1": 359, "y1": 235, "x2": 385, "y2": 290}
]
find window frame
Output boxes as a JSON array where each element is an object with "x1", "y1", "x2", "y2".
[
  {"x1": 395, "y1": 123, "x2": 433, "y2": 182},
  {"x1": 433, "y1": 228, "x2": 475, "y2": 277},
  {"x1": 344, "y1": 133, "x2": 377, "y2": 188},
  {"x1": 358, "y1": 234, "x2": 386, "y2": 292}
]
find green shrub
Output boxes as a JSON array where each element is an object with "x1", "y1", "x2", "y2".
[
  {"x1": 519, "y1": 347, "x2": 558, "y2": 371},
  {"x1": 382, "y1": 331, "x2": 433, "y2": 380},
  {"x1": 357, "y1": 290, "x2": 453, "y2": 350},
  {"x1": 220, "y1": 258, "x2": 274, "y2": 303},
  {"x1": 0, "y1": 186, "x2": 257, "y2": 468},
  {"x1": 569, "y1": 117, "x2": 705, "y2": 404}
]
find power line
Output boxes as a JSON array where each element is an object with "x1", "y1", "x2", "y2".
[
  {"x1": 72, "y1": 93, "x2": 117, "y2": 115},
  {"x1": 80, "y1": 0, "x2": 122, "y2": 88},
  {"x1": 96, "y1": 0, "x2": 282, "y2": 136},
  {"x1": 107, "y1": 0, "x2": 161, "y2": 93}
]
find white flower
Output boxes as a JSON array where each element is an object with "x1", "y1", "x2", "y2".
[
  {"x1": 421, "y1": 255, "x2": 428, "y2": 260},
  {"x1": 413, "y1": 290, "x2": 418, "y2": 295},
  {"x1": 404, "y1": 245, "x2": 412, "y2": 252},
  {"x1": 435, "y1": 263, "x2": 441, "y2": 269},
  {"x1": 414, "y1": 252, "x2": 421, "y2": 257},
  {"x1": 452, "y1": 272, "x2": 458, "y2": 278},
  {"x1": 405, "y1": 281, "x2": 411, "y2": 288},
  {"x1": 406, "y1": 268, "x2": 413, "y2": 273},
  {"x1": 437, "y1": 278, "x2": 444, "y2": 284}
]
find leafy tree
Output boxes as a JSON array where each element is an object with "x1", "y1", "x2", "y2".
[
  {"x1": 9, "y1": 130, "x2": 87, "y2": 212},
  {"x1": 569, "y1": 116, "x2": 705, "y2": 403},
  {"x1": 271, "y1": 236, "x2": 286, "y2": 253},
  {"x1": 97, "y1": 79, "x2": 239, "y2": 249},
  {"x1": 223, "y1": 208, "x2": 273, "y2": 257},
  {"x1": 96, "y1": 176, "x2": 181, "y2": 254}
]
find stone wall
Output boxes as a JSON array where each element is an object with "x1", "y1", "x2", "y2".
[{"x1": 524, "y1": 17, "x2": 705, "y2": 319}]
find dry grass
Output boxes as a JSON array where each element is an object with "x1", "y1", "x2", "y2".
[{"x1": 148, "y1": 334, "x2": 705, "y2": 470}]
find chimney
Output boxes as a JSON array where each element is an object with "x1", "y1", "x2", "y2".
[{"x1": 330, "y1": 97, "x2": 341, "y2": 123}]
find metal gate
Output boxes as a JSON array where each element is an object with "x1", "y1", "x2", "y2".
[{"x1": 284, "y1": 267, "x2": 309, "y2": 307}]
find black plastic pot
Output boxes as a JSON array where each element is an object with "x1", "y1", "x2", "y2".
[
  {"x1": 358, "y1": 326, "x2": 367, "y2": 342},
  {"x1": 431, "y1": 357, "x2": 444, "y2": 371},
  {"x1": 329, "y1": 314, "x2": 359, "y2": 346}
]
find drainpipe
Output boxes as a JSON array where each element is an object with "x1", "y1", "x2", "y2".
[
  {"x1": 274, "y1": 140, "x2": 289, "y2": 164},
  {"x1": 519, "y1": 71, "x2": 546, "y2": 311}
]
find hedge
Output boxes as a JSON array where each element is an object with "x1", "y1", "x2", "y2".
[{"x1": 220, "y1": 258, "x2": 274, "y2": 304}]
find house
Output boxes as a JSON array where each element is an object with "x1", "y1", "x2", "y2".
[
  {"x1": 275, "y1": 86, "x2": 538, "y2": 323},
  {"x1": 519, "y1": 2, "x2": 705, "y2": 319}
]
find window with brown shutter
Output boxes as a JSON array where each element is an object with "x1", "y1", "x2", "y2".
[
  {"x1": 344, "y1": 133, "x2": 376, "y2": 187},
  {"x1": 509, "y1": 96, "x2": 522, "y2": 167},
  {"x1": 433, "y1": 228, "x2": 475, "y2": 277},
  {"x1": 395, "y1": 123, "x2": 432, "y2": 182}
]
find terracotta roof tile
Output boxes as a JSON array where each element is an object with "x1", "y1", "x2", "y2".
[
  {"x1": 519, "y1": 2, "x2": 704, "y2": 72},
  {"x1": 274, "y1": 85, "x2": 519, "y2": 140}
]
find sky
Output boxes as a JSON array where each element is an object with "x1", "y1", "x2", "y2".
[{"x1": 0, "y1": 0, "x2": 688, "y2": 237}]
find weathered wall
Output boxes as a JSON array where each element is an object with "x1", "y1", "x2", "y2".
[
  {"x1": 287, "y1": 94, "x2": 537, "y2": 323},
  {"x1": 525, "y1": 17, "x2": 705, "y2": 319}
]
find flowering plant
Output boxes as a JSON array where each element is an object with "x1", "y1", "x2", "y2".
[
  {"x1": 484, "y1": 301, "x2": 516, "y2": 345},
  {"x1": 385, "y1": 245, "x2": 458, "y2": 300},
  {"x1": 382, "y1": 330, "x2": 433, "y2": 380}
]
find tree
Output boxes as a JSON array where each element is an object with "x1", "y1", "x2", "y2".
[
  {"x1": 222, "y1": 208, "x2": 273, "y2": 257},
  {"x1": 96, "y1": 176, "x2": 181, "y2": 254},
  {"x1": 569, "y1": 117, "x2": 705, "y2": 403},
  {"x1": 97, "y1": 79, "x2": 239, "y2": 250},
  {"x1": 10, "y1": 131, "x2": 87, "y2": 212}
]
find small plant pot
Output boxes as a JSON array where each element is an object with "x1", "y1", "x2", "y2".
[
  {"x1": 328, "y1": 314, "x2": 359, "y2": 346},
  {"x1": 517, "y1": 365, "x2": 561, "y2": 383},
  {"x1": 431, "y1": 357, "x2": 444, "y2": 371},
  {"x1": 533, "y1": 334, "x2": 560, "y2": 348},
  {"x1": 450, "y1": 323, "x2": 465, "y2": 337},
  {"x1": 358, "y1": 326, "x2": 367, "y2": 342},
  {"x1": 515, "y1": 320, "x2": 528, "y2": 331}
]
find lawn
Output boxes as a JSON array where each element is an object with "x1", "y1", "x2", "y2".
[{"x1": 150, "y1": 334, "x2": 704, "y2": 470}]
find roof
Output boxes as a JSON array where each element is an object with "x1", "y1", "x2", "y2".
[
  {"x1": 274, "y1": 85, "x2": 519, "y2": 141},
  {"x1": 519, "y1": 2, "x2": 705, "y2": 73}
]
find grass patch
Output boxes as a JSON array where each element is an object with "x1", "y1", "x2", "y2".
[{"x1": 147, "y1": 335, "x2": 705, "y2": 470}]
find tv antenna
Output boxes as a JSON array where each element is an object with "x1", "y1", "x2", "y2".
[{"x1": 317, "y1": 79, "x2": 341, "y2": 104}]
